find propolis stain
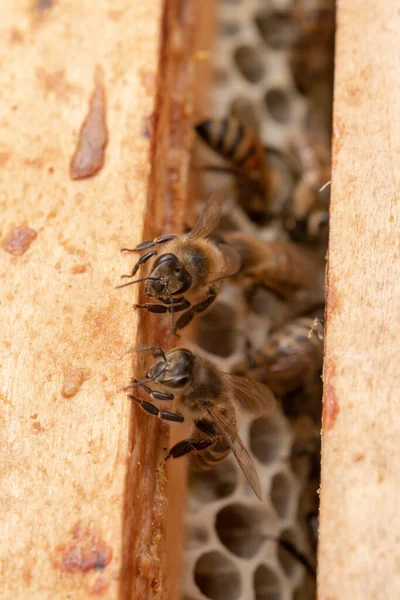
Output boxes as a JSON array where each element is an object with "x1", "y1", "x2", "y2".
[
  {"x1": 61, "y1": 368, "x2": 90, "y2": 399},
  {"x1": 2, "y1": 226, "x2": 37, "y2": 256},
  {"x1": 54, "y1": 522, "x2": 113, "y2": 573}
]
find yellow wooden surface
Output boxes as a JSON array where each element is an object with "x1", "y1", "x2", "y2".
[
  {"x1": 0, "y1": 1, "x2": 214, "y2": 598},
  {"x1": 319, "y1": 1, "x2": 400, "y2": 598}
]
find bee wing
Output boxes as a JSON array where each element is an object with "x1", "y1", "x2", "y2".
[
  {"x1": 187, "y1": 192, "x2": 223, "y2": 240},
  {"x1": 267, "y1": 350, "x2": 305, "y2": 373},
  {"x1": 262, "y1": 340, "x2": 322, "y2": 377},
  {"x1": 226, "y1": 374, "x2": 276, "y2": 417},
  {"x1": 212, "y1": 243, "x2": 241, "y2": 281},
  {"x1": 208, "y1": 406, "x2": 262, "y2": 501}
]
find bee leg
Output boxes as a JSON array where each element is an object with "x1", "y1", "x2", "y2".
[
  {"x1": 174, "y1": 289, "x2": 217, "y2": 333},
  {"x1": 130, "y1": 378, "x2": 174, "y2": 401},
  {"x1": 148, "y1": 389, "x2": 174, "y2": 401},
  {"x1": 133, "y1": 299, "x2": 190, "y2": 314},
  {"x1": 153, "y1": 234, "x2": 178, "y2": 245},
  {"x1": 162, "y1": 295, "x2": 185, "y2": 305},
  {"x1": 195, "y1": 418, "x2": 218, "y2": 435},
  {"x1": 127, "y1": 394, "x2": 184, "y2": 422},
  {"x1": 121, "y1": 234, "x2": 178, "y2": 253},
  {"x1": 133, "y1": 303, "x2": 170, "y2": 314},
  {"x1": 121, "y1": 249, "x2": 158, "y2": 279},
  {"x1": 166, "y1": 438, "x2": 215, "y2": 461}
]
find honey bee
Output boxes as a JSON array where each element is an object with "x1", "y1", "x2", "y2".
[
  {"x1": 195, "y1": 117, "x2": 267, "y2": 189},
  {"x1": 125, "y1": 345, "x2": 276, "y2": 500},
  {"x1": 245, "y1": 316, "x2": 324, "y2": 396},
  {"x1": 195, "y1": 113, "x2": 296, "y2": 223},
  {"x1": 117, "y1": 193, "x2": 241, "y2": 334},
  {"x1": 292, "y1": 0, "x2": 336, "y2": 41},
  {"x1": 290, "y1": 0, "x2": 335, "y2": 94},
  {"x1": 284, "y1": 128, "x2": 331, "y2": 242},
  {"x1": 195, "y1": 117, "x2": 271, "y2": 216},
  {"x1": 223, "y1": 232, "x2": 323, "y2": 300}
]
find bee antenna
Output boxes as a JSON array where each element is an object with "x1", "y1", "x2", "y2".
[
  {"x1": 124, "y1": 367, "x2": 166, "y2": 391},
  {"x1": 115, "y1": 276, "x2": 159, "y2": 290},
  {"x1": 124, "y1": 378, "x2": 149, "y2": 390},
  {"x1": 126, "y1": 345, "x2": 167, "y2": 362}
]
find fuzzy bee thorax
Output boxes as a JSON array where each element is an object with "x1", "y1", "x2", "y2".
[{"x1": 174, "y1": 238, "x2": 223, "y2": 290}]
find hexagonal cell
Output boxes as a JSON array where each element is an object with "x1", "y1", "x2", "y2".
[
  {"x1": 213, "y1": 68, "x2": 230, "y2": 87},
  {"x1": 220, "y1": 21, "x2": 241, "y2": 36},
  {"x1": 255, "y1": 11, "x2": 298, "y2": 50},
  {"x1": 197, "y1": 302, "x2": 237, "y2": 357},
  {"x1": 188, "y1": 457, "x2": 237, "y2": 504},
  {"x1": 265, "y1": 88, "x2": 293, "y2": 124},
  {"x1": 185, "y1": 523, "x2": 209, "y2": 550},
  {"x1": 194, "y1": 551, "x2": 241, "y2": 600},
  {"x1": 249, "y1": 415, "x2": 287, "y2": 466},
  {"x1": 234, "y1": 45, "x2": 266, "y2": 84},
  {"x1": 270, "y1": 471, "x2": 293, "y2": 519},
  {"x1": 253, "y1": 564, "x2": 282, "y2": 600},
  {"x1": 215, "y1": 503, "x2": 268, "y2": 558}
]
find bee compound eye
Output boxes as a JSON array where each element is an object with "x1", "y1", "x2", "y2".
[
  {"x1": 164, "y1": 374, "x2": 190, "y2": 388},
  {"x1": 150, "y1": 279, "x2": 164, "y2": 294}
]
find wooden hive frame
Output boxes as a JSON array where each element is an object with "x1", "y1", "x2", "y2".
[
  {"x1": 2, "y1": 0, "x2": 400, "y2": 599},
  {"x1": 0, "y1": 1, "x2": 216, "y2": 599},
  {"x1": 319, "y1": 0, "x2": 400, "y2": 598}
]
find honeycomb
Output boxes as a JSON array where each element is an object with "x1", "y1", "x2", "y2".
[{"x1": 181, "y1": 0, "x2": 333, "y2": 598}]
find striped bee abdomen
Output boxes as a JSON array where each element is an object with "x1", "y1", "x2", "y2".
[
  {"x1": 195, "y1": 117, "x2": 264, "y2": 175},
  {"x1": 189, "y1": 415, "x2": 232, "y2": 471},
  {"x1": 191, "y1": 434, "x2": 231, "y2": 471}
]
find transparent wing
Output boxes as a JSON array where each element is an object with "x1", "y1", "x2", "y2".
[
  {"x1": 267, "y1": 349, "x2": 305, "y2": 373},
  {"x1": 226, "y1": 374, "x2": 276, "y2": 416},
  {"x1": 211, "y1": 243, "x2": 241, "y2": 282},
  {"x1": 261, "y1": 338, "x2": 322, "y2": 377},
  {"x1": 187, "y1": 192, "x2": 224, "y2": 240},
  {"x1": 209, "y1": 406, "x2": 262, "y2": 501}
]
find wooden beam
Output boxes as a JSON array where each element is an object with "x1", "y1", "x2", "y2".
[
  {"x1": 0, "y1": 1, "x2": 216, "y2": 598},
  {"x1": 319, "y1": 1, "x2": 400, "y2": 598}
]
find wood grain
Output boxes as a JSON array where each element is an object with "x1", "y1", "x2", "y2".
[
  {"x1": 318, "y1": 1, "x2": 400, "y2": 598},
  {"x1": 0, "y1": 1, "x2": 216, "y2": 598}
]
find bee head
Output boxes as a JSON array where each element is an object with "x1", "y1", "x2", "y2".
[
  {"x1": 146, "y1": 253, "x2": 192, "y2": 299},
  {"x1": 286, "y1": 211, "x2": 329, "y2": 243},
  {"x1": 147, "y1": 348, "x2": 194, "y2": 391}
]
